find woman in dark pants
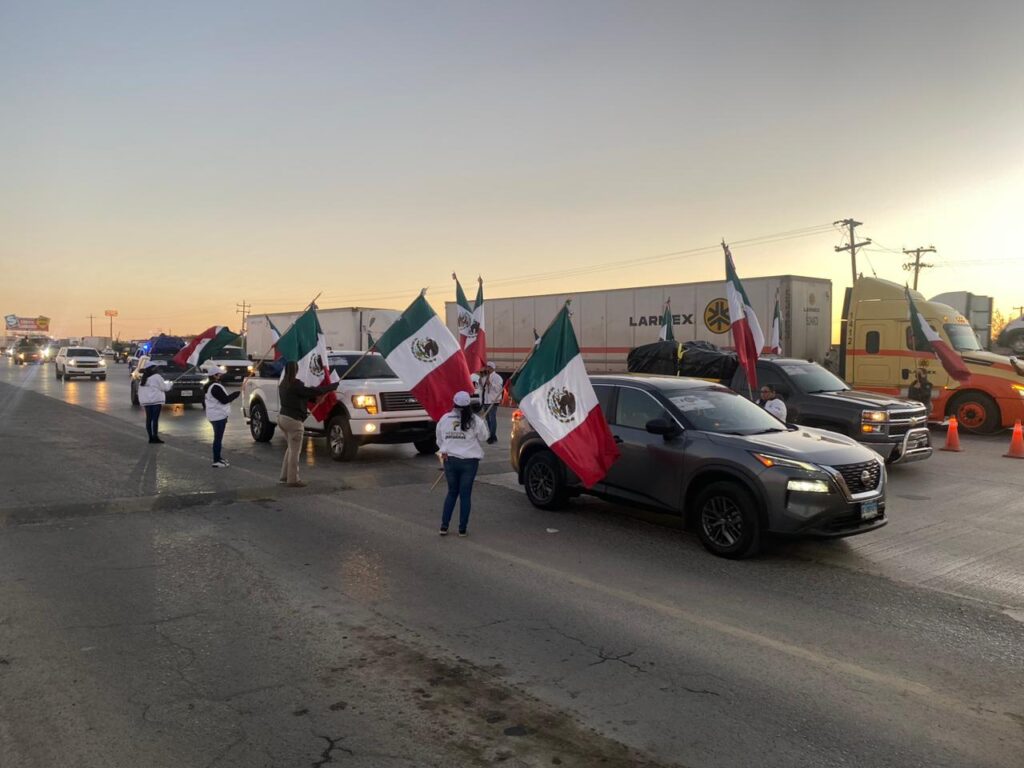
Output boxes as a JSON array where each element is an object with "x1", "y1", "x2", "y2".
[
  {"x1": 203, "y1": 363, "x2": 241, "y2": 467},
  {"x1": 436, "y1": 391, "x2": 490, "y2": 536},
  {"x1": 136, "y1": 358, "x2": 173, "y2": 444}
]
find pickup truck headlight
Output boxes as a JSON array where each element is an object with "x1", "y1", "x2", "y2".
[
  {"x1": 98, "y1": 359, "x2": 106, "y2": 366},
  {"x1": 1012, "y1": 384, "x2": 1024, "y2": 397},
  {"x1": 247, "y1": 365, "x2": 255, "y2": 375},
  {"x1": 862, "y1": 410, "x2": 888, "y2": 423},
  {"x1": 351, "y1": 394, "x2": 378, "y2": 415},
  {"x1": 751, "y1": 452, "x2": 821, "y2": 473},
  {"x1": 787, "y1": 478, "x2": 832, "y2": 493}
]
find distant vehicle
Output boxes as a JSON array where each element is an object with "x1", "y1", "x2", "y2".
[
  {"x1": 55, "y1": 347, "x2": 107, "y2": 381},
  {"x1": 511, "y1": 374, "x2": 887, "y2": 559},
  {"x1": 42, "y1": 340, "x2": 61, "y2": 361},
  {"x1": 13, "y1": 340, "x2": 43, "y2": 365},
  {"x1": 128, "y1": 335, "x2": 207, "y2": 406},
  {"x1": 101, "y1": 346, "x2": 115, "y2": 357},
  {"x1": 207, "y1": 345, "x2": 254, "y2": 384},
  {"x1": 241, "y1": 351, "x2": 436, "y2": 461}
]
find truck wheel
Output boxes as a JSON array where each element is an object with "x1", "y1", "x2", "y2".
[
  {"x1": 949, "y1": 391, "x2": 999, "y2": 434},
  {"x1": 327, "y1": 415, "x2": 359, "y2": 462},
  {"x1": 130, "y1": 382, "x2": 140, "y2": 406},
  {"x1": 249, "y1": 401, "x2": 276, "y2": 442},
  {"x1": 523, "y1": 451, "x2": 569, "y2": 510},
  {"x1": 414, "y1": 438, "x2": 439, "y2": 455},
  {"x1": 694, "y1": 481, "x2": 761, "y2": 559}
]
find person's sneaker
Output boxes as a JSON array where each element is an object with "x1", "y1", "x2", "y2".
[
  {"x1": 439, "y1": 527, "x2": 449, "y2": 536},
  {"x1": 486, "y1": 437, "x2": 497, "y2": 444},
  {"x1": 278, "y1": 478, "x2": 288, "y2": 485},
  {"x1": 458, "y1": 530, "x2": 468, "y2": 537},
  {"x1": 212, "y1": 460, "x2": 228, "y2": 468},
  {"x1": 287, "y1": 481, "x2": 307, "y2": 488},
  {"x1": 152, "y1": 438, "x2": 165, "y2": 444},
  {"x1": 220, "y1": 460, "x2": 230, "y2": 467}
]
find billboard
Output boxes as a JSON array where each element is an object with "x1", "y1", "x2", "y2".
[{"x1": 4, "y1": 315, "x2": 50, "y2": 332}]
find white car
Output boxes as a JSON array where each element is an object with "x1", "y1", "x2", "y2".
[
  {"x1": 207, "y1": 345, "x2": 254, "y2": 385},
  {"x1": 55, "y1": 347, "x2": 107, "y2": 381}
]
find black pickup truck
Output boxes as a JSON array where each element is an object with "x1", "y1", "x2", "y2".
[{"x1": 729, "y1": 358, "x2": 932, "y2": 465}]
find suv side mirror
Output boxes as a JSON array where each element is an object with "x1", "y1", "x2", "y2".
[{"x1": 646, "y1": 418, "x2": 681, "y2": 438}]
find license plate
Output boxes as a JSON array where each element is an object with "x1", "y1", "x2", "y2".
[
  {"x1": 860, "y1": 500, "x2": 879, "y2": 520},
  {"x1": 180, "y1": 389, "x2": 193, "y2": 397}
]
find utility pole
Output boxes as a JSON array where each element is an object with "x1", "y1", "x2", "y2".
[
  {"x1": 902, "y1": 246, "x2": 936, "y2": 291},
  {"x1": 834, "y1": 219, "x2": 871, "y2": 285},
  {"x1": 236, "y1": 300, "x2": 251, "y2": 336},
  {"x1": 1014, "y1": 306, "x2": 1024, "y2": 319},
  {"x1": 86, "y1": 314, "x2": 96, "y2": 336}
]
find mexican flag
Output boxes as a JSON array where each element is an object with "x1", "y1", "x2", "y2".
[
  {"x1": 453, "y1": 274, "x2": 487, "y2": 372},
  {"x1": 724, "y1": 243, "x2": 765, "y2": 391},
  {"x1": 274, "y1": 307, "x2": 338, "y2": 422},
  {"x1": 658, "y1": 300, "x2": 675, "y2": 341},
  {"x1": 510, "y1": 305, "x2": 619, "y2": 488},
  {"x1": 906, "y1": 286, "x2": 971, "y2": 383},
  {"x1": 173, "y1": 326, "x2": 240, "y2": 368},
  {"x1": 267, "y1": 316, "x2": 284, "y2": 360},
  {"x1": 375, "y1": 293, "x2": 474, "y2": 421},
  {"x1": 767, "y1": 294, "x2": 782, "y2": 355}
]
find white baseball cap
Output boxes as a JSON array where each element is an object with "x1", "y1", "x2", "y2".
[
  {"x1": 202, "y1": 361, "x2": 227, "y2": 375},
  {"x1": 453, "y1": 391, "x2": 471, "y2": 407},
  {"x1": 485, "y1": 361, "x2": 496, "y2": 369}
]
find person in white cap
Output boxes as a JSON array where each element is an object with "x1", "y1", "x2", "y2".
[
  {"x1": 135, "y1": 357, "x2": 173, "y2": 444},
  {"x1": 435, "y1": 390, "x2": 489, "y2": 536},
  {"x1": 478, "y1": 361, "x2": 504, "y2": 444},
  {"x1": 203, "y1": 362, "x2": 241, "y2": 467}
]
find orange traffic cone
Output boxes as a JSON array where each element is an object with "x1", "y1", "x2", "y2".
[
  {"x1": 1004, "y1": 420, "x2": 1024, "y2": 459},
  {"x1": 941, "y1": 416, "x2": 963, "y2": 452}
]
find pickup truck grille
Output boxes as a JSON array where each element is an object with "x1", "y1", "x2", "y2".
[
  {"x1": 834, "y1": 460, "x2": 882, "y2": 494},
  {"x1": 888, "y1": 407, "x2": 928, "y2": 437},
  {"x1": 380, "y1": 391, "x2": 423, "y2": 412}
]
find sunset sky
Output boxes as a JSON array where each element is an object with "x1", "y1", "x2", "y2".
[{"x1": 2, "y1": 1, "x2": 1022, "y2": 340}]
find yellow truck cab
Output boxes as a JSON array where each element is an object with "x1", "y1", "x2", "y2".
[{"x1": 841, "y1": 277, "x2": 1024, "y2": 433}]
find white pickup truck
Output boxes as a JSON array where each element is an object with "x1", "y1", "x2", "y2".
[{"x1": 240, "y1": 350, "x2": 437, "y2": 461}]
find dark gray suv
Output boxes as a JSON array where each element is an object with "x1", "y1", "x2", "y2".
[{"x1": 510, "y1": 374, "x2": 887, "y2": 558}]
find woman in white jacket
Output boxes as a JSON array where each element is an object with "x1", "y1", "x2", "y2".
[
  {"x1": 436, "y1": 390, "x2": 490, "y2": 536},
  {"x1": 136, "y1": 359, "x2": 173, "y2": 444},
  {"x1": 202, "y1": 363, "x2": 240, "y2": 468}
]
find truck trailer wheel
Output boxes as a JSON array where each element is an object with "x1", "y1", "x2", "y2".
[
  {"x1": 949, "y1": 391, "x2": 999, "y2": 434},
  {"x1": 249, "y1": 401, "x2": 276, "y2": 442},
  {"x1": 327, "y1": 415, "x2": 359, "y2": 462}
]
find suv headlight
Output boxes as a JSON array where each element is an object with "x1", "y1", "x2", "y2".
[
  {"x1": 787, "y1": 478, "x2": 832, "y2": 493},
  {"x1": 751, "y1": 452, "x2": 821, "y2": 473},
  {"x1": 351, "y1": 394, "x2": 378, "y2": 415}
]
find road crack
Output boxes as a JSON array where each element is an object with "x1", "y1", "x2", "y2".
[
  {"x1": 311, "y1": 734, "x2": 353, "y2": 766},
  {"x1": 533, "y1": 621, "x2": 647, "y2": 673}
]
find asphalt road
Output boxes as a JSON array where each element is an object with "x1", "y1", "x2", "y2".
[{"x1": 1, "y1": 359, "x2": 1022, "y2": 767}]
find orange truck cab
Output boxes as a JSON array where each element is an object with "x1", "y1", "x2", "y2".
[{"x1": 840, "y1": 277, "x2": 1024, "y2": 433}]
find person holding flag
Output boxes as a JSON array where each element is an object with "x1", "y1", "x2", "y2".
[
  {"x1": 724, "y1": 242, "x2": 765, "y2": 393},
  {"x1": 277, "y1": 361, "x2": 338, "y2": 487},
  {"x1": 479, "y1": 361, "x2": 504, "y2": 444},
  {"x1": 435, "y1": 390, "x2": 490, "y2": 536},
  {"x1": 453, "y1": 273, "x2": 487, "y2": 372}
]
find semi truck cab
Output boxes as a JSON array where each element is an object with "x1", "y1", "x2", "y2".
[{"x1": 842, "y1": 277, "x2": 1024, "y2": 433}]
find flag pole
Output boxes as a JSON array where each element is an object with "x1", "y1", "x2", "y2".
[
  {"x1": 246, "y1": 292, "x2": 324, "y2": 377},
  {"x1": 497, "y1": 299, "x2": 572, "y2": 413}
]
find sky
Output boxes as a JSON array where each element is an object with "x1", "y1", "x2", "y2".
[{"x1": 2, "y1": 0, "x2": 1022, "y2": 340}]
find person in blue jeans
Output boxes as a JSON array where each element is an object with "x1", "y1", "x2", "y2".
[
  {"x1": 203, "y1": 363, "x2": 241, "y2": 468},
  {"x1": 478, "y1": 362, "x2": 504, "y2": 443},
  {"x1": 436, "y1": 390, "x2": 490, "y2": 536}
]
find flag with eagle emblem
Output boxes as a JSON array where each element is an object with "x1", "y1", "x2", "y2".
[{"x1": 274, "y1": 307, "x2": 338, "y2": 422}]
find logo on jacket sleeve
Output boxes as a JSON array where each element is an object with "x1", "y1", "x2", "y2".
[
  {"x1": 411, "y1": 338, "x2": 440, "y2": 363},
  {"x1": 546, "y1": 387, "x2": 577, "y2": 423}
]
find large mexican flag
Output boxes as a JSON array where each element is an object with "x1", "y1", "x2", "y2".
[
  {"x1": 454, "y1": 274, "x2": 487, "y2": 372},
  {"x1": 510, "y1": 305, "x2": 619, "y2": 488},
  {"x1": 724, "y1": 243, "x2": 764, "y2": 391},
  {"x1": 906, "y1": 286, "x2": 971, "y2": 383},
  {"x1": 375, "y1": 293, "x2": 474, "y2": 421},
  {"x1": 173, "y1": 326, "x2": 240, "y2": 368},
  {"x1": 274, "y1": 307, "x2": 338, "y2": 422}
]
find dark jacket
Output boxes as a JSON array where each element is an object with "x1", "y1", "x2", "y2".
[{"x1": 279, "y1": 378, "x2": 334, "y2": 421}]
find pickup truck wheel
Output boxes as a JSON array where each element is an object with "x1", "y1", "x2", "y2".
[
  {"x1": 249, "y1": 401, "x2": 276, "y2": 442},
  {"x1": 523, "y1": 451, "x2": 568, "y2": 510},
  {"x1": 695, "y1": 481, "x2": 760, "y2": 559},
  {"x1": 327, "y1": 415, "x2": 359, "y2": 462},
  {"x1": 414, "y1": 438, "x2": 439, "y2": 455},
  {"x1": 130, "y1": 382, "x2": 140, "y2": 406},
  {"x1": 950, "y1": 391, "x2": 999, "y2": 434}
]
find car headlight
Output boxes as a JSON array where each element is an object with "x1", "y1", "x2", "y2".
[
  {"x1": 351, "y1": 394, "x2": 378, "y2": 415},
  {"x1": 1012, "y1": 384, "x2": 1024, "y2": 397},
  {"x1": 98, "y1": 359, "x2": 106, "y2": 366},
  {"x1": 751, "y1": 452, "x2": 822, "y2": 473},
  {"x1": 247, "y1": 365, "x2": 255, "y2": 375},
  {"x1": 787, "y1": 478, "x2": 832, "y2": 493},
  {"x1": 18, "y1": 353, "x2": 24, "y2": 360},
  {"x1": 862, "y1": 410, "x2": 888, "y2": 423}
]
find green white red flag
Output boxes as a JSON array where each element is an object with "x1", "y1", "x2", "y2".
[
  {"x1": 453, "y1": 273, "x2": 487, "y2": 372},
  {"x1": 510, "y1": 305, "x2": 619, "y2": 488},
  {"x1": 267, "y1": 316, "x2": 284, "y2": 360},
  {"x1": 173, "y1": 326, "x2": 240, "y2": 368},
  {"x1": 658, "y1": 299, "x2": 675, "y2": 341},
  {"x1": 274, "y1": 307, "x2": 338, "y2": 422},
  {"x1": 906, "y1": 286, "x2": 971, "y2": 383},
  {"x1": 767, "y1": 293, "x2": 782, "y2": 355},
  {"x1": 375, "y1": 293, "x2": 474, "y2": 421},
  {"x1": 724, "y1": 243, "x2": 764, "y2": 391}
]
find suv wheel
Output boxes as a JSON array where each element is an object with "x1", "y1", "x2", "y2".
[
  {"x1": 523, "y1": 451, "x2": 568, "y2": 510},
  {"x1": 327, "y1": 415, "x2": 359, "y2": 462},
  {"x1": 414, "y1": 438, "x2": 438, "y2": 455},
  {"x1": 249, "y1": 401, "x2": 276, "y2": 442},
  {"x1": 694, "y1": 481, "x2": 760, "y2": 559}
]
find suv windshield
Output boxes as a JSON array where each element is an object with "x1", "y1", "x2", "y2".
[
  {"x1": 329, "y1": 354, "x2": 397, "y2": 379},
  {"x1": 215, "y1": 346, "x2": 247, "y2": 361},
  {"x1": 68, "y1": 348, "x2": 100, "y2": 357},
  {"x1": 665, "y1": 388, "x2": 786, "y2": 434},
  {"x1": 944, "y1": 323, "x2": 982, "y2": 352},
  {"x1": 777, "y1": 363, "x2": 849, "y2": 394}
]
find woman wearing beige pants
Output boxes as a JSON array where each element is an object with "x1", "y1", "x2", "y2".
[{"x1": 277, "y1": 361, "x2": 338, "y2": 487}]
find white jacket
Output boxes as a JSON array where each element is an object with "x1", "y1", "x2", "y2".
[
  {"x1": 479, "y1": 371, "x2": 503, "y2": 406},
  {"x1": 436, "y1": 410, "x2": 489, "y2": 460},
  {"x1": 204, "y1": 382, "x2": 231, "y2": 422},
  {"x1": 764, "y1": 398, "x2": 788, "y2": 423},
  {"x1": 138, "y1": 373, "x2": 173, "y2": 406}
]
